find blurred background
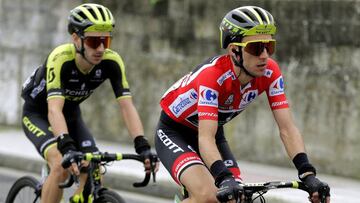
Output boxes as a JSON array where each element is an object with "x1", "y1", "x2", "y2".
[{"x1": 0, "y1": 0, "x2": 359, "y2": 180}]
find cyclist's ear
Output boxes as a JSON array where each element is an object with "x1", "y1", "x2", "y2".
[{"x1": 71, "y1": 33, "x2": 81, "y2": 48}]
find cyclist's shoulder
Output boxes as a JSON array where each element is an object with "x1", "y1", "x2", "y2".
[
  {"x1": 47, "y1": 43, "x2": 76, "y2": 64},
  {"x1": 265, "y1": 58, "x2": 281, "y2": 71},
  {"x1": 102, "y1": 49, "x2": 124, "y2": 64},
  {"x1": 259, "y1": 58, "x2": 282, "y2": 80},
  {"x1": 196, "y1": 55, "x2": 232, "y2": 76}
]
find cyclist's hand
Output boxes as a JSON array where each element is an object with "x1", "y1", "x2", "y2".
[
  {"x1": 61, "y1": 150, "x2": 82, "y2": 176},
  {"x1": 134, "y1": 135, "x2": 159, "y2": 174},
  {"x1": 140, "y1": 149, "x2": 160, "y2": 174},
  {"x1": 57, "y1": 133, "x2": 77, "y2": 155},
  {"x1": 216, "y1": 176, "x2": 243, "y2": 203},
  {"x1": 303, "y1": 175, "x2": 330, "y2": 203}
]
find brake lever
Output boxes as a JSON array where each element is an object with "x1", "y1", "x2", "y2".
[{"x1": 319, "y1": 185, "x2": 330, "y2": 203}]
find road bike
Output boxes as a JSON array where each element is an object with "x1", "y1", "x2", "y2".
[
  {"x1": 5, "y1": 151, "x2": 156, "y2": 203},
  {"x1": 174, "y1": 180, "x2": 330, "y2": 203}
]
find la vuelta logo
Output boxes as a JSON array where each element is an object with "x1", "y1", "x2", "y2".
[{"x1": 269, "y1": 76, "x2": 285, "y2": 96}]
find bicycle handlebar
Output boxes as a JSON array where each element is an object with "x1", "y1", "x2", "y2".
[
  {"x1": 242, "y1": 181, "x2": 306, "y2": 193},
  {"x1": 59, "y1": 152, "x2": 155, "y2": 189},
  {"x1": 241, "y1": 181, "x2": 329, "y2": 203}
]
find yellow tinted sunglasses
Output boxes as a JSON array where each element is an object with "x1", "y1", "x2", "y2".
[{"x1": 231, "y1": 39, "x2": 276, "y2": 56}]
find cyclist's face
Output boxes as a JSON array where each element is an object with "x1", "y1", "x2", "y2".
[
  {"x1": 73, "y1": 32, "x2": 111, "y2": 65},
  {"x1": 83, "y1": 32, "x2": 111, "y2": 64},
  {"x1": 241, "y1": 34, "x2": 273, "y2": 77}
]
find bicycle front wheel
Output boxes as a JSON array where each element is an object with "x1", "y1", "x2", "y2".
[
  {"x1": 5, "y1": 176, "x2": 40, "y2": 203},
  {"x1": 95, "y1": 189, "x2": 125, "y2": 203}
]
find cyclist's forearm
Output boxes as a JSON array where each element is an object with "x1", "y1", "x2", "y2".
[
  {"x1": 118, "y1": 98, "x2": 144, "y2": 138},
  {"x1": 48, "y1": 99, "x2": 68, "y2": 136},
  {"x1": 198, "y1": 120, "x2": 222, "y2": 167},
  {"x1": 48, "y1": 111, "x2": 68, "y2": 136},
  {"x1": 279, "y1": 126, "x2": 306, "y2": 159}
]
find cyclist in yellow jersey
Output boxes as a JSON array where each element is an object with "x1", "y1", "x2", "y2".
[{"x1": 21, "y1": 3, "x2": 158, "y2": 203}]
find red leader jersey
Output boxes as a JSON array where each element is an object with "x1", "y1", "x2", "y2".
[{"x1": 160, "y1": 54, "x2": 289, "y2": 130}]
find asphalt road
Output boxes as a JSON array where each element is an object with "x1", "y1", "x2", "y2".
[{"x1": 0, "y1": 167, "x2": 172, "y2": 203}]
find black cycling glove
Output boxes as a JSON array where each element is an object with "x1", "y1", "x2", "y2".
[
  {"x1": 216, "y1": 176, "x2": 243, "y2": 202},
  {"x1": 293, "y1": 153, "x2": 330, "y2": 200},
  {"x1": 211, "y1": 160, "x2": 243, "y2": 202},
  {"x1": 303, "y1": 174, "x2": 330, "y2": 199},
  {"x1": 134, "y1": 136, "x2": 158, "y2": 171},
  {"x1": 61, "y1": 150, "x2": 83, "y2": 169},
  {"x1": 57, "y1": 134, "x2": 77, "y2": 156}
]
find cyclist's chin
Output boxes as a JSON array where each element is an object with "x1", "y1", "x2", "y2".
[
  {"x1": 90, "y1": 57, "x2": 103, "y2": 65},
  {"x1": 249, "y1": 69, "x2": 265, "y2": 78}
]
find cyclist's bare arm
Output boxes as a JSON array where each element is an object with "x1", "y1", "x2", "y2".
[
  {"x1": 117, "y1": 97, "x2": 144, "y2": 139},
  {"x1": 48, "y1": 97, "x2": 80, "y2": 175},
  {"x1": 118, "y1": 97, "x2": 159, "y2": 173},
  {"x1": 272, "y1": 108, "x2": 305, "y2": 159},
  {"x1": 273, "y1": 108, "x2": 330, "y2": 203},
  {"x1": 48, "y1": 97, "x2": 68, "y2": 136},
  {"x1": 198, "y1": 120, "x2": 222, "y2": 168}
]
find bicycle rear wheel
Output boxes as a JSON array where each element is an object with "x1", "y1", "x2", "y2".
[
  {"x1": 5, "y1": 176, "x2": 41, "y2": 203},
  {"x1": 95, "y1": 189, "x2": 125, "y2": 203}
]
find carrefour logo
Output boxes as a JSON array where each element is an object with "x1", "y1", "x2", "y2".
[
  {"x1": 269, "y1": 76, "x2": 285, "y2": 96},
  {"x1": 239, "y1": 90, "x2": 258, "y2": 110},
  {"x1": 198, "y1": 86, "x2": 218, "y2": 107},
  {"x1": 201, "y1": 89, "x2": 217, "y2": 101}
]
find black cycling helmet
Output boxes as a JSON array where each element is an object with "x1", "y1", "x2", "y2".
[
  {"x1": 68, "y1": 3, "x2": 115, "y2": 35},
  {"x1": 220, "y1": 6, "x2": 276, "y2": 49}
]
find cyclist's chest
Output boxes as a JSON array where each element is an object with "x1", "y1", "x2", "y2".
[
  {"x1": 216, "y1": 81, "x2": 266, "y2": 124},
  {"x1": 219, "y1": 80, "x2": 265, "y2": 111},
  {"x1": 61, "y1": 68, "x2": 107, "y2": 99}
]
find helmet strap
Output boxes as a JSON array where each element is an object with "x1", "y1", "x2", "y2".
[
  {"x1": 75, "y1": 34, "x2": 97, "y2": 66},
  {"x1": 231, "y1": 48, "x2": 256, "y2": 78}
]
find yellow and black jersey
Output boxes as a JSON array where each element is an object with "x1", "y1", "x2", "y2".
[{"x1": 22, "y1": 43, "x2": 131, "y2": 112}]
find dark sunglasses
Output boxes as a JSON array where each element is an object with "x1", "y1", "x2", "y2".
[
  {"x1": 83, "y1": 36, "x2": 112, "y2": 49},
  {"x1": 232, "y1": 39, "x2": 276, "y2": 56}
]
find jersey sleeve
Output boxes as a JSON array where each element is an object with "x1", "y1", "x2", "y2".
[
  {"x1": 196, "y1": 69, "x2": 221, "y2": 121},
  {"x1": 102, "y1": 50, "x2": 131, "y2": 99},
  {"x1": 265, "y1": 59, "x2": 289, "y2": 110},
  {"x1": 46, "y1": 44, "x2": 75, "y2": 100}
]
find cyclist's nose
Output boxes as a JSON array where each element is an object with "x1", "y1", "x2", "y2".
[
  {"x1": 259, "y1": 47, "x2": 269, "y2": 58},
  {"x1": 95, "y1": 43, "x2": 105, "y2": 51}
]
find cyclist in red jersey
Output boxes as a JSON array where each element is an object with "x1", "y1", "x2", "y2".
[{"x1": 155, "y1": 6, "x2": 330, "y2": 203}]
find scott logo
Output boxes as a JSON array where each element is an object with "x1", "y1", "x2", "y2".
[{"x1": 157, "y1": 129, "x2": 184, "y2": 153}]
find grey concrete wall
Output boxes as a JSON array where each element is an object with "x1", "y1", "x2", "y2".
[{"x1": 0, "y1": 0, "x2": 359, "y2": 178}]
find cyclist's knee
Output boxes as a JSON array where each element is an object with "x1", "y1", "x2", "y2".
[
  {"x1": 46, "y1": 149, "x2": 68, "y2": 180},
  {"x1": 49, "y1": 163, "x2": 68, "y2": 180}
]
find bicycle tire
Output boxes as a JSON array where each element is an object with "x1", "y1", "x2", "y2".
[
  {"x1": 5, "y1": 176, "x2": 40, "y2": 203},
  {"x1": 95, "y1": 189, "x2": 126, "y2": 203}
]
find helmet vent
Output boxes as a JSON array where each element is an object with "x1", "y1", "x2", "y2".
[
  {"x1": 232, "y1": 14, "x2": 246, "y2": 23},
  {"x1": 88, "y1": 8, "x2": 98, "y2": 20},
  {"x1": 77, "y1": 11, "x2": 87, "y2": 23},
  {"x1": 254, "y1": 8, "x2": 267, "y2": 23},
  {"x1": 98, "y1": 8, "x2": 106, "y2": 21},
  {"x1": 241, "y1": 10, "x2": 257, "y2": 22}
]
